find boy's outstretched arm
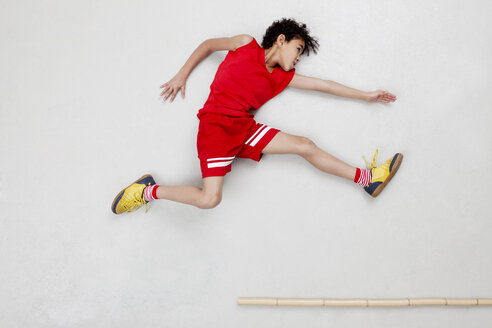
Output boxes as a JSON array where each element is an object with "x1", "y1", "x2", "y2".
[
  {"x1": 160, "y1": 34, "x2": 252, "y2": 103},
  {"x1": 288, "y1": 73, "x2": 396, "y2": 103}
]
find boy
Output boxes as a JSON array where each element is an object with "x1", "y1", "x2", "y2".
[{"x1": 111, "y1": 18, "x2": 402, "y2": 214}]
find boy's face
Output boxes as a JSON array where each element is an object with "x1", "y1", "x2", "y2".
[{"x1": 276, "y1": 35, "x2": 305, "y2": 71}]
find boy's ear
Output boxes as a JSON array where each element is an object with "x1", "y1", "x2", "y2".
[{"x1": 276, "y1": 34, "x2": 286, "y2": 45}]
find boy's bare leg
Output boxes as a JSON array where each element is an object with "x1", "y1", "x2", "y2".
[
  {"x1": 155, "y1": 176, "x2": 224, "y2": 209},
  {"x1": 262, "y1": 132, "x2": 357, "y2": 180}
]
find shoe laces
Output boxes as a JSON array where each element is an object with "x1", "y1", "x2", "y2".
[
  {"x1": 362, "y1": 148, "x2": 378, "y2": 170},
  {"x1": 125, "y1": 182, "x2": 153, "y2": 214}
]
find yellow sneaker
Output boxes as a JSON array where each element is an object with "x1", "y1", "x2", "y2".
[
  {"x1": 362, "y1": 149, "x2": 403, "y2": 198},
  {"x1": 111, "y1": 174, "x2": 156, "y2": 214}
]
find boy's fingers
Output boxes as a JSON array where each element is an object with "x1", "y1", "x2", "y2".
[
  {"x1": 164, "y1": 89, "x2": 171, "y2": 100},
  {"x1": 160, "y1": 85, "x2": 170, "y2": 96}
]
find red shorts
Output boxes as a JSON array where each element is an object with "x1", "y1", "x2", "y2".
[{"x1": 196, "y1": 112, "x2": 280, "y2": 178}]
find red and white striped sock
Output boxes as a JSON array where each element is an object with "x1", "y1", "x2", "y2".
[
  {"x1": 354, "y1": 168, "x2": 371, "y2": 187},
  {"x1": 143, "y1": 184, "x2": 159, "y2": 202}
]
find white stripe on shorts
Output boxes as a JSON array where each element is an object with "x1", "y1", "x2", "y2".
[
  {"x1": 245, "y1": 124, "x2": 266, "y2": 145},
  {"x1": 207, "y1": 156, "x2": 235, "y2": 162},
  {"x1": 208, "y1": 160, "x2": 234, "y2": 168},
  {"x1": 249, "y1": 126, "x2": 271, "y2": 147}
]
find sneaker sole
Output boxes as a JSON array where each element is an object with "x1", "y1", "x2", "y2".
[
  {"x1": 111, "y1": 174, "x2": 153, "y2": 214},
  {"x1": 371, "y1": 154, "x2": 403, "y2": 198}
]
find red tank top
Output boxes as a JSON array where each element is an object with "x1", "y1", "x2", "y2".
[{"x1": 197, "y1": 37, "x2": 296, "y2": 118}]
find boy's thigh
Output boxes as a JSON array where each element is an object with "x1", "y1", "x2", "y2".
[
  {"x1": 202, "y1": 176, "x2": 224, "y2": 195},
  {"x1": 261, "y1": 131, "x2": 314, "y2": 155}
]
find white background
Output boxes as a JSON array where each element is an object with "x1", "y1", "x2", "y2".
[{"x1": 1, "y1": 0, "x2": 491, "y2": 327}]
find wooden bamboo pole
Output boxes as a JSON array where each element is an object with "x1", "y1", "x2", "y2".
[{"x1": 237, "y1": 297, "x2": 492, "y2": 307}]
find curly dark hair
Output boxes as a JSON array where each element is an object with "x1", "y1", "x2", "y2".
[{"x1": 261, "y1": 18, "x2": 319, "y2": 56}]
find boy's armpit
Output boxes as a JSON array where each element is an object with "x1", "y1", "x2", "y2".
[{"x1": 206, "y1": 34, "x2": 254, "y2": 52}]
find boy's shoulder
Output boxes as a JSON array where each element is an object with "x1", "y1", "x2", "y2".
[
  {"x1": 207, "y1": 34, "x2": 254, "y2": 52},
  {"x1": 233, "y1": 34, "x2": 254, "y2": 51}
]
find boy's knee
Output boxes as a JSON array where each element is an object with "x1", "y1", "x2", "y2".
[
  {"x1": 297, "y1": 136, "x2": 317, "y2": 156},
  {"x1": 199, "y1": 191, "x2": 222, "y2": 209}
]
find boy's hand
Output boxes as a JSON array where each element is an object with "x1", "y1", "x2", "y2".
[
  {"x1": 160, "y1": 71, "x2": 187, "y2": 103},
  {"x1": 365, "y1": 90, "x2": 396, "y2": 103}
]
